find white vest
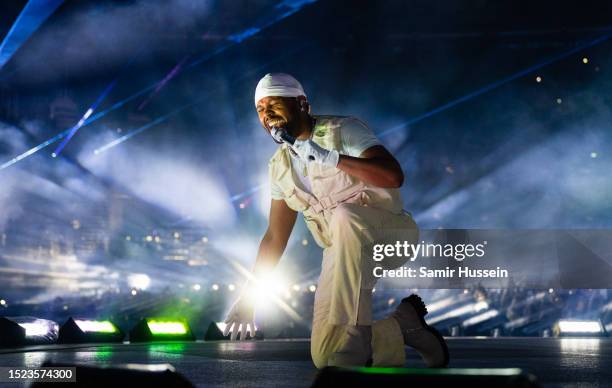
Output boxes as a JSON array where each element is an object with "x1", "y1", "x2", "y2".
[{"x1": 268, "y1": 116, "x2": 404, "y2": 248}]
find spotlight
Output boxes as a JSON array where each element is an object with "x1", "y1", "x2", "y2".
[
  {"x1": 58, "y1": 318, "x2": 124, "y2": 344},
  {"x1": 535, "y1": 76, "x2": 542, "y2": 83},
  {"x1": 556, "y1": 98, "x2": 562, "y2": 104},
  {"x1": 309, "y1": 285, "x2": 317, "y2": 292},
  {"x1": 211, "y1": 284, "x2": 219, "y2": 291},
  {"x1": 0, "y1": 316, "x2": 59, "y2": 346},
  {"x1": 583, "y1": 57, "x2": 589, "y2": 64},
  {"x1": 129, "y1": 318, "x2": 194, "y2": 342},
  {"x1": 554, "y1": 320, "x2": 605, "y2": 337}
]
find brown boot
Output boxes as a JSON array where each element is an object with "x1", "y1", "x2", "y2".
[{"x1": 392, "y1": 294, "x2": 449, "y2": 367}]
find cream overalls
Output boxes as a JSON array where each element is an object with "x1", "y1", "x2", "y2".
[{"x1": 269, "y1": 116, "x2": 419, "y2": 368}]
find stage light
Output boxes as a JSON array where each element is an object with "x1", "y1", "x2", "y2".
[
  {"x1": 309, "y1": 285, "x2": 317, "y2": 292},
  {"x1": 174, "y1": 232, "x2": 181, "y2": 239},
  {"x1": 125, "y1": 235, "x2": 132, "y2": 241},
  {"x1": 128, "y1": 274, "x2": 151, "y2": 290},
  {"x1": 461, "y1": 309, "x2": 500, "y2": 328},
  {"x1": 145, "y1": 235, "x2": 153, "y2": 242},
  {"x1": 202, "y1": 236, "x2": 208, "y2": 243},
  {"x1": 193, "y1": 284, "x2": 201, "y2": 291},
  {"x1": 555, "y1": 320, "x2": 605, "y2": 337},
  {"x1": 239, "y1": 202, "x2": 246, "y2": 209},
  {"x1": 0, "y1": 317, "x2": 59, "y2": 346},
  {"x1": 0, "y1": 299, "x2": 5, "y2": 306},
  {"x1": 583, "y1": 57, "x2": 589, "y2": 64},
  {"x1": 149, "y1": 321, "x2": 187, "y2": 335},
  {"x1": 302, "y1": 239, "x2": 308, "y2": 246},
  {"x1": 228, "y1": 284, "x2": 236, "y2": 291},
  {"x1": 58, "y1": 318, "x2": 124, "y2": 344},
  {"x1": 556, "y1": 98, "x2": 563, "y2": 104},
  {"x1": 129, "y1": 318, "x2": 194, "y2": 342},
  {"x1": 75, "y1": 320, "x2": 117, "y2": 333},
  {"x1": 536, "y1": 76, "x2": 542, "y2": 82},
  {"x1": 590, "y1": 152, "x2": 598, "y2": 158},
  {"x1": 211, "y1": 284, "x2": 219, "y2": 291},
  {"x1": 292, "y1": 284, "x2": 301, "y2": 291},
  {"x1": 131, "y1": 289, "x2": 138, "y2": 296}
]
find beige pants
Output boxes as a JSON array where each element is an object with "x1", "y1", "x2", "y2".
[{"x1": 310, "y1": 203, "x2": 419, "y2": 369}]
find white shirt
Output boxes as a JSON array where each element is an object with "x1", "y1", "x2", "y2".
[{"x1": 271, "y1": 116, "x2": 381, "y2": 200}]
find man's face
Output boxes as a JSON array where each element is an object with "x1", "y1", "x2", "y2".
[{"x1": 256, "y1": 96, "x2": 301, "y2": 133}]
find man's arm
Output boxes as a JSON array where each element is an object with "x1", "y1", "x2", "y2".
[
  {"x1": 337, "y1": 145, "x2": 404, "y2": 188},
  {"x1": 251, "y1": 198, "x2": 298, "y2": 277},
  {"x1": 223, "y1": 198, "x2": 296, "y2": 340}
]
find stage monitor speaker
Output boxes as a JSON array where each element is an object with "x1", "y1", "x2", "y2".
[
  {"x1": 129, "y1": 318, "x2": 195, "y2": 342},
  {"x1": 312, "y1": 367, "x2": 539, "y2": 388},
  {"x1": 0, "y1": 316, "x2": 59, "y2": 346},
  {"x1": 30, "y1": 361, "x2": 194, "y2": 387},
  {"x1": 58, "y1": 318, "x2": 124, "y2": 344}
]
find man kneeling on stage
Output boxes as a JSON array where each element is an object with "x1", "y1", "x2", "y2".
[{"x1": 224, "y1": 73, "x2": 449, "y2": 368}]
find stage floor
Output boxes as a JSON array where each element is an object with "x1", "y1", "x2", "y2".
[{"x1": 0, "y1": 338, "x2": 610, "y2": 387}]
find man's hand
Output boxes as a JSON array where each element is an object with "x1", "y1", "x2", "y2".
[
  {"x1": 223, "y1": 295, "x2": 256, "y2": 341},
  {"x1": 291, "y1": 139, "x2": 339, "y2": 167}
]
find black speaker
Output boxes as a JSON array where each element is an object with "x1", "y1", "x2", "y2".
[
  {"x1": 312, "y1": 367, "x2": 539, "y2": 388},
  {"x1": 0, "y1": 316, "x2": 59, "y2": 346},
  {"x1": 58, "y1": 318, "x2": 124, "y2": 344},
  {"x1": 203, "y1": 321, "x2": 230, "y2": 341},
  {"x1": 129, "y1": 318, "x2": 195, "y2": 342},
  {"x1": 30, "y1": 361, "x2": 194, "y2": 387}
]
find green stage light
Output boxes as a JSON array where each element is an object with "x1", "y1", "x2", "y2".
[
  {"x1": 58, "y1": 317, "x2": 124, "y2": 344},
  {"x1": 129, "y1": 318, "x2": 194, "y2": 342},
  {"x1": 75, "y1": 320, "x2": 117, "y2": 333},
  {"x1": 147, "y1": 320, "x2": 187, "y2": 335}
]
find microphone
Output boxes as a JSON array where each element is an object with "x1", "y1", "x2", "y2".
[
  {"x1": 271, "y1": 126, "x2": 315, "y2": 160},
  {"x1": 270, "y1": 126, "x2": 296, "y2": 145}
]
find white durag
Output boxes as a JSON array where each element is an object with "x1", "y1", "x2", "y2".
[{"x1": 254, "y1": 73, "x2": 306, "y2": 106}]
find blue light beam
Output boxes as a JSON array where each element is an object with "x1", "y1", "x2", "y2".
[
  {"x1": 378, "y1": 34, "x2": 610, "y2": 137},
  {"x1": 0, "y1": 0, "x2": 318, "y2": 170},
  {"x1": 51, "y1": 79, "x2": 118, "y2": 157},
  {"x1": 92, "y1": 45, "x2": 307, "y2": 154},
  {"x1": 0, "y1": 0, "x2": 64, "y2": 70}
]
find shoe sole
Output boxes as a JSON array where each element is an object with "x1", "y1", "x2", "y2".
[{"x1": 403, "y1": 294, "x2": 450, "y2": 367}]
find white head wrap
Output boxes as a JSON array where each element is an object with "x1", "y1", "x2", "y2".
[{"x1": 254, "y1": 73, "x2": 306, "y2": 106}]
